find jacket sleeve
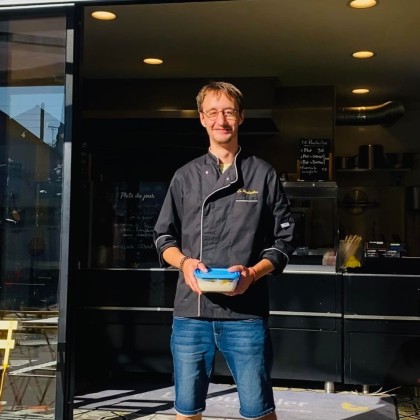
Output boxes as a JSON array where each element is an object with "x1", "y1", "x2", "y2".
[
  {"x1": 260, "y1": 169, "x2": 295, "y2": 274},
  {"x1": 153, "y1": 175, "x2": 183, "y2": 267}
]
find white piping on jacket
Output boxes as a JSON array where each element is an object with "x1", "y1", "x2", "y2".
[
  {"x1": 154, "y1": 234, "x2": 173, "y2": 249},
  {"x1": 261, "y1": 247, "x2": 290, "y2": 265},
  {"x1": 197, "y1": 149, "x2": 240, "y2": 316}
]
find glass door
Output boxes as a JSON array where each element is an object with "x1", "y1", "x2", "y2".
[{"x1": 0, "y1": 11, "x2": 71, "y2": 416}]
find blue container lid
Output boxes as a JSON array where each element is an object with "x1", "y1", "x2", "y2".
[{"x1": 194, "y1": 268, "x2": 240, "y2": 281}]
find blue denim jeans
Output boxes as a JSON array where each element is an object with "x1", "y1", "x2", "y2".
[{"x1": 171, "y1": 316, "x2": 275, "y2": 419}]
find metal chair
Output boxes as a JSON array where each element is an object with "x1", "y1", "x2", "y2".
[
  {"x1": 6, "y1": 318, "x2": 58, "y2": 409},
  {"x1": 0, "y1": 320, "x2": 18, "y2": 401}
]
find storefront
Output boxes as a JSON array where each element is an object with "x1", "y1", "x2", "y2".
[{"x1": 0, "y1": 1, "x2": 419, "y2": 419}]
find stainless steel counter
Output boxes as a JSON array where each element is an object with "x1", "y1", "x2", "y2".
[{"x1": 285, "y1": 264, "x2": 336, "y2": 274}]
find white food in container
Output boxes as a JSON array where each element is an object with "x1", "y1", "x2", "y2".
[{"x1": 194, "y1": 268, "x2": 240, "y2": 293}]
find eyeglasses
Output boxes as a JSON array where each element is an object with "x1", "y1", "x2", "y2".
[{"x1": 201, "y1": 108, "x2": 239, "y2": 121}]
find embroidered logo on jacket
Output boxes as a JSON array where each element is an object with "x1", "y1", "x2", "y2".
[{"x1": 236, "y1": 188, "x2": 259, "y2": 202}]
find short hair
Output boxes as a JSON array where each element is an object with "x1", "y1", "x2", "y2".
[{"x1": 196, "y1": 81, "x2": 244, "y2": 112}]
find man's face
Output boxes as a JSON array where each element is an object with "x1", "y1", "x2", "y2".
[{"x1": 199, "y1": 91, "x2": 244, "y2": 147}]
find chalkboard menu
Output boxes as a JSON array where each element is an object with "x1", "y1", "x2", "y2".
[
  {"x1": 298, "y1": 138, "x2": 331, "y2": 181},
  {"x1": 111, "y1": 182, "x2": 167, "y2": 268}
]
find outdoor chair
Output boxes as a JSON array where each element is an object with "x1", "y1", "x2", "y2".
[
  {"x1": 6, "y1": 318, "x2": 58, "y2": 409},
  {"x1": 0, "y1": 320, "x2": 18, "y2": 401}
]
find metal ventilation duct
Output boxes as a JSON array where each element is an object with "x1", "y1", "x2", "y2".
[{"x1": 336, "y1": 101, "x2": 405, "y2": 126}]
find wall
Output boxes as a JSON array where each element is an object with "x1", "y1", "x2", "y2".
[
  {"x1": 335, "y1": 103, "x2": 420, "y2": 185},
  {"x1": 335, "y1": 102, "x2": 420, "y2": 255},
  {"x1": 82, "y1": 78, "x2": 420, "y2": 255}
]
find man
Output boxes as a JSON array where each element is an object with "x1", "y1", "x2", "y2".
[{"x1": 154, "y1": 81, "x2": 294, "y2": 420}]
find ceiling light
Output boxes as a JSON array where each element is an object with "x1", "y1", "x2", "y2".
[
  {"x1": 352, "y1": 50, "x2": 375, "y2": 59},
  {"x1": 348, "y1": 0, "x2": 378, "y2": 9},
  {"x1": 143, "y1": 58, "x2": 163, "y2": 65},
  {"x1": 91, "y1": 11, "x2": 117, "y2": 20},
  {"x1": 352, "y1": 88, "x2": 370, "y2": 94}
]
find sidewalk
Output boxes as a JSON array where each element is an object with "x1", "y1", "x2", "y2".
[{"x1": 1, "y1": 338, "x2": 419, "y2": 420}]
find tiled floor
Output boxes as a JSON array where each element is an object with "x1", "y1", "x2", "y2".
[
  {"x1": 3, "y1": 346, "x2": 419, "y2": 419},
  {"x1": 1, "y1": 388, "x2": 419, "y2": 419},
  {"x1": 71, "y1": 393, "x2": 420, "y2": 420},
  {"x1": 395, "y1": 393, "x2": 420, "y2": 420},
  {"x1": 3, "y1": 314, "x2": 418, "y2": 419}
]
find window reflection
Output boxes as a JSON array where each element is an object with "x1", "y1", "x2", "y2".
[{"x1": 0, "y1": 17, "x2": 66, "y2": 311}]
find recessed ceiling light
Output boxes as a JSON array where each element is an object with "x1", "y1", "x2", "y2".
[
  {"x1": 143, "y1": 58, "x2": 163, "y2": 65},
  {"x1": 352, "y1": 88, "x2": 370, "y2": 94},
  {"x1": 352, "y1": 50, "x2": 375, "y2": 59},
  {"x1": 348, "y1": 0, "x2": 378, "y2": 9},
  {"x1": 91, "y1": 11, "x2": 117, "y2": 20}
]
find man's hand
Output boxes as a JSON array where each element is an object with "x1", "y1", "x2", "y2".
[
  {"x1": 182, "y1": 258, "x2": 207, "y2": 295},
  {"x1": 162, "y1": 247, "x2": 208, "y2": 295},
  {"x1": 223, "y1": 265, "x2": 255, "y2": 296}
]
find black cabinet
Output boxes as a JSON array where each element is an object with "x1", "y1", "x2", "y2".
[
  {"x1": 73, "y1": 268, "x2": 420, "y2": 391},
  {"x1": 73, "y1": 268, "x2": 343, "y2": 388},
  {"x1": 268, "y1": 270, "x2": 342, "y2": 382},
  {"x1": 73, "y1": 269, "x2": 178, "y2": 389},
  {"x1": 344, "y1": 273, "x2": 420, "y2": 386}
]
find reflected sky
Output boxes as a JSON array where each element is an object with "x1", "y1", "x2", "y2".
[{"x1": 0, "y1": 85, "x2": 64, "y2": 146}]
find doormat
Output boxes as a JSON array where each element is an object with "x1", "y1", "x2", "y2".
[{"x1": 74, "y1": 383, "x2": 397, "y2": 420}]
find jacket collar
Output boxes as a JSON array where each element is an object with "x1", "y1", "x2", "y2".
[{"x1": 206, "y1": 146, "x2": 242, "y2": 165}]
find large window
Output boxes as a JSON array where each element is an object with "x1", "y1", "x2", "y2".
[
  {"x1": 0, "y1": 15, "x2": 65, "y2": 310},
  {"x1": 0, "y1": 14, "x2": 67, "y2": 414}
]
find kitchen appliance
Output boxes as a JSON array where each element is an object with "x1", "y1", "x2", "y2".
[{"x1": 358, "y1": 144, "x2": 384, "y2": 169}]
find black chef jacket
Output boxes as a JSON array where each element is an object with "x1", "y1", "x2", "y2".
[{"x1": 154, "y1": 148, "x2": 295, "y2": 319}]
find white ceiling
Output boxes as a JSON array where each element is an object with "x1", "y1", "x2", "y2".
[{"x1": 82, "y1": 0, "x2": 420, "y2": 107}]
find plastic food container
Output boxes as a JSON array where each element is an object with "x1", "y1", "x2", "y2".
[{"x1": 194, "y1": 268, "x2": 240, "y2": 292}]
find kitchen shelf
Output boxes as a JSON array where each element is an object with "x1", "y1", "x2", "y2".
[{"x1": 336, "y1": 168, "x2": 410, "y2": 172}]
